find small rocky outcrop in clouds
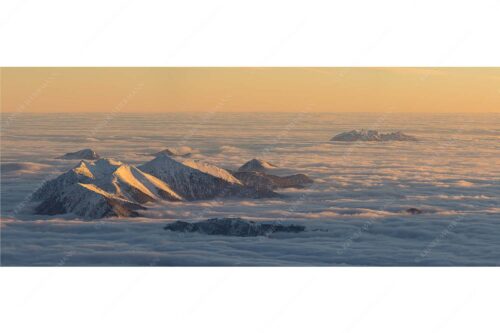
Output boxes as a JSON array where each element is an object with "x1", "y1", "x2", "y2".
[
  {"x1": 238, "y1": 159, "x2": 278, "y2": 172},
  {"x1": 330, "y1": 130, "x2": 418, "y2": 142},
  {"x1": 139, "y1": 154, "x2": 277, "y2": 200},
  {"x1": 58, "y1": 149, "x2": 100, "y2": 160},
  {"x1": 164, "y1": 217, "x2": 305, "y2": 237},
  {"x1": 406, "y1": 208, "x2": 423, "y2": 215},
  {"x1": 32, "y1": 158, "x2": 181, "y2": 219}
]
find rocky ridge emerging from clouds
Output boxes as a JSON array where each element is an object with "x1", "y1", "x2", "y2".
[{"x1": 164, "y1": 217, "x2": 305, "y2": 237}]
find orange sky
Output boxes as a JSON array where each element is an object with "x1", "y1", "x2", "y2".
[{"x1": 2, "y1": 68, "x2": 499, "y2": 113}]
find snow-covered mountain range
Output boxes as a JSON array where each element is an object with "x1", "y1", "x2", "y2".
[{"x1": 32, "y1": 154, "x2": 287, "y2": 219}]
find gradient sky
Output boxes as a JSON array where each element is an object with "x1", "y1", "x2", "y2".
[{"x1": 2, "y1": 68, "x2": 499, "y2": 113}]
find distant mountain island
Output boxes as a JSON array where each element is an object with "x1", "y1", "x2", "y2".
[
  {"x1": 330, "y1": 129, "x2": 418, "y2": 142},
  {"x1": 58, "y1": 148, "x2": 100, "y2": 160}
]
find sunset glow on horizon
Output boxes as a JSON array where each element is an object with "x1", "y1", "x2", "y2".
[{"x1": 2, "y1": 67, "x2": 500, "y2": 114}]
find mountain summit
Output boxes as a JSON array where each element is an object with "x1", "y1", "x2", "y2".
[
  {"x1": 238, "y1": 159, "x2": 277, "y2": 172},
  {"x1": 58, "y1": 148, "x2": 100, "y2": 160}
]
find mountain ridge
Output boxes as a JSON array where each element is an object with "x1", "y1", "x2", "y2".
[{"x1": 139, "y1": 154, "x2": 277, "y2": 200}]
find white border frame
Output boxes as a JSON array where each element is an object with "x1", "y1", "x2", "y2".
[{"x1": 1, "y1": 1, "x2": 500, "y2": 332}]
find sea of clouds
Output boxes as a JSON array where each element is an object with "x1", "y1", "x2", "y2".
[{"x1": 1, "y1": 112, "x2": 499, "y2": 266}]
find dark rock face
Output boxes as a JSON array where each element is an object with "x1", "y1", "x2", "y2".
[
  {"x1": 58, "y1": 149, "x2": 100, "y2": 160},
  {"x1": 164, "y1": 218, "x2": 305, "y2": 237},
  {"x1": 233, "y1": 171, "x2": 313, "y2": 190},
  {"x1": 406, "y1": 208, "x2": 423, "y2": 215},
  {"x1": 271, "y1": 173, "x2": 313, "y2": 188},
  {"x1": 330, "y1": 130, "x2": 418, "y2": 142},
  {"x1": 105, "y1": 198, "x2": 144, "y2": 218},
  {"x1": 232, "y1": 171, "x2": 275, "y2": 190}
]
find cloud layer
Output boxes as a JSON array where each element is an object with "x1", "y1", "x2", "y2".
[{"x1": 1, "y1": 112, "x2": 499, "y2": 266}]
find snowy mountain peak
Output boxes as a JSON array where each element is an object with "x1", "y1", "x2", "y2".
[
  {"x1": 238, "y1": 158, "x2": 277, "y2": 172},
  {"x1": 73, "y1": 160, "x2": 94, "y2": 178},
  {"x1": 140, "y1": 154, "x2": 241, "y2": 184},
  {"x1": 144, "y1": 151, "x2": 178, "y2": 165},
  {"x1": 73, "y1": 158, "x2": 122, "y2": 178},
  {"x1": 58, "y1": 148, "x2": 100, "y2": 160}
]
